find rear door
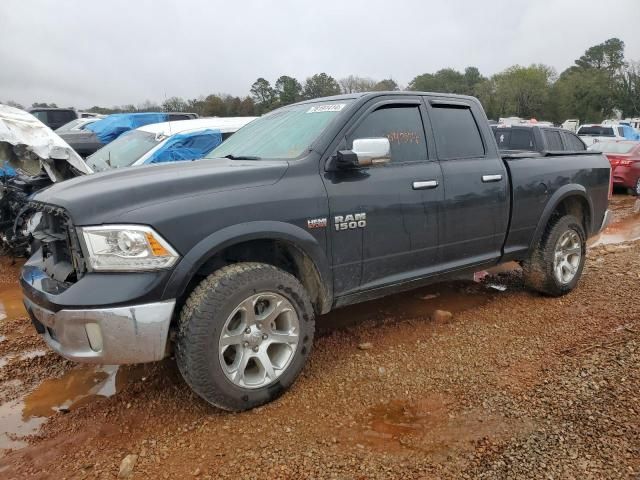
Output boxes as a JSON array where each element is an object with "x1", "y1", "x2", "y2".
[{"x1": 425, "y1": 98, "x2": 509, "y2": 269}]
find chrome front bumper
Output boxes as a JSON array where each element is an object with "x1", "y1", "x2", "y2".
[{"x1": 24, "y1": 298, "x2": 176, "y2": 364}]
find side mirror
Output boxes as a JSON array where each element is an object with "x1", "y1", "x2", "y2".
[{"x1": 335, "y1": 137, "x2": 391, "y2": 169}]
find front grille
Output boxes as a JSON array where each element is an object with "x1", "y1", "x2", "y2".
[{"x1": 27, "y1": 201, "x2": 85, "y2": 283}]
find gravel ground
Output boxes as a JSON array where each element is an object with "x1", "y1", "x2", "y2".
[{"x1": 0, "y1": 195, "x2": 638, "y2": 479}]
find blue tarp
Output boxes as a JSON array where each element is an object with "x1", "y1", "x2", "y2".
[
  {"x1": 86, "y1": 113, "x2": 168, "y2": 144},
  {"x1": 1, "y1": 161, "x2": 16, "y2": 177},
  {"x1": 147, "y1": 129, "x2": 223, "y2": 164},
  {"x1": 620, "y1": 125, "x2": 640, "y2": 141}
]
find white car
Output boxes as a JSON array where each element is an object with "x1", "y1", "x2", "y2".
[
  {"x1": 55, "y1": 117, "x2": 103, "y2": 133},
  {"x1": 577, "y1": 123, "x2": 631, "y2": 146},
  {"x1": 85, "y1": 117, "x2": 257, "y2": 172}
]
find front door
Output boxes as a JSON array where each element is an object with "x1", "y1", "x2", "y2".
[{"x1": 322, "y1": 97, "x2": 444, "y2": 296}]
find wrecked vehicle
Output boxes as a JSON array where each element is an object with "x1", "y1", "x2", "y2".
[
  {"x1": 20, "y1": 92, "x2": 611, "y2": 412},
  {"x1": 0, "y1": 105, "x2": 91, "y2": 254},
  {"x1": 59, "y1": 112, "x2": 199, "y2": 157},
  {"x1": 85, "y1": 117, "x2": 256, "y2": 172}
]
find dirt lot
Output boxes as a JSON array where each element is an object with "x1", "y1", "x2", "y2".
[{"x1": 0, "y1": 195, "x2": 639, "y2": 479}]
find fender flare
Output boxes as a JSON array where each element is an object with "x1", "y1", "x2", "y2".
[
  {"x1": 529, "y1": 184, "x2": 594, "y2": 252},
  {"x1": 162, "y1": 221, "x2": 333, "y2": 312}
]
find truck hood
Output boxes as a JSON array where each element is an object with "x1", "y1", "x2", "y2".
[
  {"x1": 0, "y1": 104, "x2": 92, "y2": 181},
  {"x1": 32, "y1": 158, "x2": 289, "y2": 224}
]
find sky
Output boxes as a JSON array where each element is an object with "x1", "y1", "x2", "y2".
[{"x1": 1, "y1": 0, "x2": 638, "y2": 109}]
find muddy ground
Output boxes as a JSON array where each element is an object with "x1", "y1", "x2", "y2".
[{"x1": 0, "y1": 195, "x2": 639, "y2": 479}]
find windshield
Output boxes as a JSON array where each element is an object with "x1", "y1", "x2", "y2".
[
  {"x1": 577, "y1": 126, "x2": 614, "y2": 137},
  {"x1": 86, "y1": 130, "x2": 161, "y2": 172},
  {"x1": 206, "y1": 100, "x2": 351, "y2": 160},
  {"x1": 56, "y1": 119, "x2": 83, "y2": 132},
  {"x1": 589, "y1": 142, "x2": 636, "y2": 154}
]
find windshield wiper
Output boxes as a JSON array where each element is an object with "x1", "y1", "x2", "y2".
[{"x1": 223, "y1": 154, "x2": 262, "y2": 160}]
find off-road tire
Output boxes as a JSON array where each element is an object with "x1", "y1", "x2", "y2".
[
  {"x1": 175, "y1": 262, "x2": 315, "y2": 411},
  {"x1": 522, "y1": 215, "x2": 586, "y2": 297}
]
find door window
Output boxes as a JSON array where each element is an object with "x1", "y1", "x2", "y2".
[
  {"x1": 561, "y1": 132, "x2": 586, "y2": 151},
  {"x1": 430, "y1": 105, "x2": 485, "y2": 159},
  {"x1": 543, "y1": 130, "x2": 563, "y2": 150},
  {"x1": 347, "y1": 105, "x2": 427, "y2": 163}
]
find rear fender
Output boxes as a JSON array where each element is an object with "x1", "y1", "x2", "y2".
[{"x1": 529, "y1": 184, "x2": 594, "y2": 252}]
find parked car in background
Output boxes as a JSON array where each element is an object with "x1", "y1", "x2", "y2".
[
  {"x1": 55, "y1": 117, "x2": 103, "y2": 133},
  {"x1": 27, "y1": 107, "x2": 78, "y2": 130},
  {"x1": 59, "y1": 112, "x2": 198, "y2": 157},
  {"x1": 493, "y1": 124, "x2": 586, "y2": 153},
  {"x1": 0, "y1": 104, "x2": 91, "y2": 254},
  {"x1": 589, "y1": 140, "x2": 640, "y2": 195},
  {"x1": 85, "y1": 117, "x2": 256, "y2": 172},
  {"x1": 578, "y1": 123, "x2": 640, "y2": 146}
]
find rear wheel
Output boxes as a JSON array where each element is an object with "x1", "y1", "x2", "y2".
[
  {"x1": 176, "y1": 262, "x2": 315, "y2": 411},
  {"x1": 523, "y1": 215, "x2": 586, "y2": 296},
  {"x1": 634, "y1": 178, "x2": 640, "y2": 196}
]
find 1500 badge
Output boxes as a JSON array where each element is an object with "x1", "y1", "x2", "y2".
[{"x1": 334, "y1": 213, "x2": 366, "y2": 231}]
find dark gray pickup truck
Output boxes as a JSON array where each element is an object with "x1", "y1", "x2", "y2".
[{"x1": 19, "y1": 92, "x2": 612, "y2": 411}]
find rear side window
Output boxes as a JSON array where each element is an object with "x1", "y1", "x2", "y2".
[
  {"x1": 494, "y1": 129, "x2": 511, "y2": 148},
  {"x1": 543, "y1": 130, "x2": 563, "y2": 150},
  {"x1": 430, "y1": 105, "x2": 485, "y2": 159},
  {"x1": 577, "y1": 126, "x2": 614, "y2": 137},
  {"x1": 49, "y1": 110, "x2": 75, "y2": 124},
  {"x1": 348, "y1": 105, "x2": 428, "y2": 163},
  {"x1": 509, "y1": 129, "x2": 534, "y2": 150},
  {"x1": 561, "y1": 132, "x2": 586, "y2": 151}
]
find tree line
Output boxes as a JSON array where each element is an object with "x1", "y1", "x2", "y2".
[{"x1": 5, "y1": 38, "x2": 639, "y2": 123}]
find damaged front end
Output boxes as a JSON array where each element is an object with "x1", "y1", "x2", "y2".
[{"x1": 0, "y1": 105, "x2": 92, "y2": 256}]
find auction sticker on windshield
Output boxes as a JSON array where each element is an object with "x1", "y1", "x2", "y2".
[{"x1": 307, "y1": 104, "x2": 346, "y2": 113}]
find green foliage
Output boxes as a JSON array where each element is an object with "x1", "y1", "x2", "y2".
[
  {"x1": 372, "y1": 79, "x2": 400, "y2": 91},
  {"x1": 491, "y1": 64, "x2": 556, "y2": 119},
  {"x1": 275, "y1": 76, "x2": 303, "y2": 106},
  {"x1": 161, "y1": 96, "x2": 188, "y2": 112},
  {"x1": 408, "y1": 67, "x2": 485, "y2": 96},
  {"x1": 303, "y1": 73, "x2": 341, "y2": 99},
  {"x1": 250, "y1": 78, "x2": 276, "y2": 113}
]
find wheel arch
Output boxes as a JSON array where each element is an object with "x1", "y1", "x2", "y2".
[
  {"x1": 162, "y1": 221, "x2": 333, "y2": 315},
  {"x1": 529, "y1": 185, "x2": 593, "y2": 254}
]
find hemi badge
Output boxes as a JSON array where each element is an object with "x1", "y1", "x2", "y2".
[{"x1": 307, "y1": 218, "x2": 327, "y2": 229}]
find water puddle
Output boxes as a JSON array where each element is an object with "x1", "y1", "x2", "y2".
[
  {"x1": 590, "y1": 209, "x2": 640, "y2": 247},
  {"x1": 0, "y1": 363, "x2": 151, "y2": 454},
  {"x1": 350, "y1": 395, "x2": 527, "y2": 458},
  {"x1": 0, "y1": 400, "x2": 47, "y2": 452},
  {"x1": 0, "y1": 261, "x2": 25, "y2": 323}
]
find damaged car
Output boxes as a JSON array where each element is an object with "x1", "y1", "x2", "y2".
[
  {"x1": 85, "y1": 117, "x2": 256, "y2": 172},
  {"x1": 59, "y1": 112, "x2": 198, "y2": 157},
  {"x1": 0, "y1": 104, "x2": 91, "y2": 255}
]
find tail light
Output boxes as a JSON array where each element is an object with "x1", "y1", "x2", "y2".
[{"x1": 608, "y1": 164, "x2": 613, "y2": 200}]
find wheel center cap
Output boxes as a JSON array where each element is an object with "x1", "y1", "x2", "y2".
[{"x1": 245, "y1": 330, "x2": 263, "y2": 348}]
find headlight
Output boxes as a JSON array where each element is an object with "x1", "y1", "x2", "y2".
[{"x1": 80, "y1": 225, "x2": 179, "y2": 271}]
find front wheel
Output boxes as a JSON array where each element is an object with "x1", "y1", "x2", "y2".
[
  {"x1": 175, "y1": 262, "x2": 315, "y2": 411},
  {"x1": 523, "y1": 215, "x2": 586, "y2": 296}
]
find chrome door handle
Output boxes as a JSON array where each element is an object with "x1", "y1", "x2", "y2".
[
  {"x1": 412, "y1": 180, "x2": 439, "y2": 190},
  {"x1": 482, "y1": 174, "x2": 503, "y2": 183}
]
